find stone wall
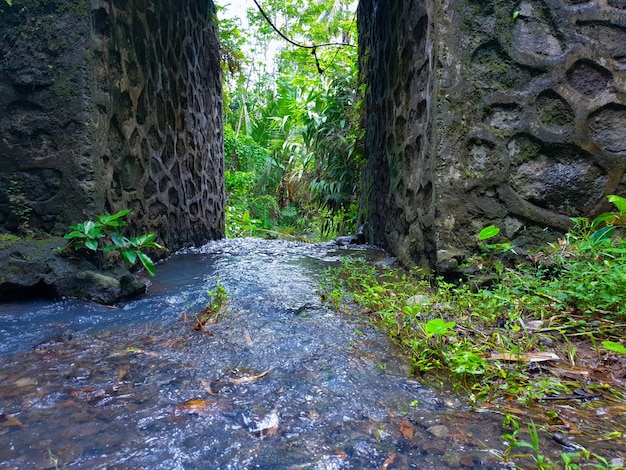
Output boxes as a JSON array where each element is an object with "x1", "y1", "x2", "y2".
[
  {"x1": 0, "y1": 0, "x2": 224, "y2": 250},
  {"x1": 358, "y1": 0, "x2": 626, "y2": 269}
]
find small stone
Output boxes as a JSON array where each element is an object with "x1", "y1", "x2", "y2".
[
  {"x1": 459, "y1": 454, "x2": 475, "y2": 467},
  {"x1": 14, "y1": 378, "x2": 37, "y2": 387},
  {"x1": 426, "y1": 424, "x2": 449, "y2": 438},
  {"x1": 443, "y1": 452, "x2": 461, "y2": 467}
]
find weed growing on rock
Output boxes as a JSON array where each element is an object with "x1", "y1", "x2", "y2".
[{"x1": 63, "y1": 209, "x2": 165, "y2": 276}]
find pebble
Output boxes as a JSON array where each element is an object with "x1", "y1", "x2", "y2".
[{"x1": 426, "y1": 424, "x2": 450, "y2": 438}]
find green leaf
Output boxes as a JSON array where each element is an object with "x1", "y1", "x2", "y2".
[
  {"x1": 424, "y1": 318, "x2": 456, "y2": 337},
  {"x1": 590, "y1": 226, "x2": 615, "y2": 245},
  {"x1": 478, "y1": 225, "x2": 500, "y2": 241},
  {"x1": 602, "y1": 341, "x2": 626, "y2": 355},
  {"x1": 137, "y1": 251, "x2": 156, "y2": 276},
  {"x1": 121, "y1": 250, "x2": 138, "y2": 265},
  {"x1": 608, "y1": 195, "x2": 626, "y2": 215},
  {"x1": 85, "y1": 239, "x2": 99, "y2": 251},
  {"x1": 591, "y1": 212, "x2": 617, "y2": 230}
]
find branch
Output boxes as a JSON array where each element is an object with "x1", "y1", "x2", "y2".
[{"x1": 252, "y1": 0, "x2": 355, "y2": 50}]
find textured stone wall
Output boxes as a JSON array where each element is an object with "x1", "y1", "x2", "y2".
[
  {"x1": 358, "y1": 0, "x2": 435, "y2": 268},
  {"x1": 0, "y1": 0, "x2": 224, "y2": 250},
  {"x1": 359, "y1": 0, "x2": 626, "y2": 269}
]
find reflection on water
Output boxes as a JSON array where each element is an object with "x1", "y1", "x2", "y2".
[{"x1": 0, "y1": 239, "x2": 505, "y2": 469}]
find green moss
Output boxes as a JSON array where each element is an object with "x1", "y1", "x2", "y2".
[
  {"x1": 0, "y1": 233, "x2": 20, "y2": 249},
  {"x1": 51, "y1": 70, "x2": 78, "y2": 99}
]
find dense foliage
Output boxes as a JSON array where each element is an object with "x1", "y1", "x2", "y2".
[{"x1": 216, "y1": 0, "x2": 362, "y2": 239}]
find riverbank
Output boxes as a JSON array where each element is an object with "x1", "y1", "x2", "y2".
[{"x1": 0, "y1": 236, "x2": 147, "y2": 304}]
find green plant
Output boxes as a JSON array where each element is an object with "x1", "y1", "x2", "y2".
[
  {"x1": 7, "y1": 180, "x2": 32, "y2": 236},
  {"x1": 194, "y1": 283, "x2": 229, "y2": 330},
  {"x1": 602, "y1": 340, "x2": 626, "y2": 355},
  {"x1": 478, "y1": 224, "x2": 515, "y2": 254},
  {"x1": 64, "y1": 209, "x2": 165, "y2": 276},
  {"x1": 105, "y1": 233, "x2": 163, "y2": 277}
]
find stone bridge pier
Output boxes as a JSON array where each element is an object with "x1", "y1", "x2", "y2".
[
  {"x1": 358, "y1": 0, "x2": 626, "y2": 270},
  {"x1": 0, "y1": 0, "x2": 224, "y2": 250}
]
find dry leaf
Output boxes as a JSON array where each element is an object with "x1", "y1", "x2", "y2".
[
  {"x1": 399, "y1": 418, "x2": 414, "y2": 439},
  {"x1": 253, "y1": 409, "x2": 279, "y2": 437},
  {"x1": 0, "y1": 416, "x2": 23, "y2": 427},
  {"x1": 227, "y1": 367, "x2": 273, "y2": 385},
  {"x1": 490, "y1": 351, "x2": 560, "y2": 362},
  {"x1": 175, "y1": 399, "x2": 214, "y2": 414},
  {"x1": 244, "y1": 329, "x2": 253, "y2": 347},
  {"x1": 381, "y1": 452, "x2": 396, "y2": 470},
  {"x1": 117, "y1": 365, "x2": 130, "y2": 381},
  {"x1": 198, "y1": 378, "x2": 226, "y2": 397}
]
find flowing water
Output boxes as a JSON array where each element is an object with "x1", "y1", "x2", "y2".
[{"x1": 0, "y1": 238, "x2": 507, "y2": 469}]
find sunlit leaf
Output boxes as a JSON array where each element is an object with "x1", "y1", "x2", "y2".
[
  {"x1": 478, "y1": 225, "x2": 500, "y2": 241},
  {"x1": 602, "y1": 341, "x2": 626, "y2": 355},
  {"x1": 424, "y1": 318, "x2": 455, "y2": 337},
  {"x1": 608, "y1": 194, "x2": 626, "y2": 215}
]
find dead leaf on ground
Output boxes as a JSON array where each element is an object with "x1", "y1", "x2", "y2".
[
  {"x1": 198, "y1": 378, "x2": 226, "y2": 396},
  {"x1": 0, "y1": 414, "x2": 23, "y2": 427},
  {"x1": 253, "y1": 409, "x2": 279, "y2": 437},
  {"x1": 244, "y1": 329, "x2": 253, "y2": 347},
  {"x1": 490, "y1": 351, "x2": 560, "y2": 362},
  {"x1": 117, "y1": 365, "x2": 130, "y2": 382}
]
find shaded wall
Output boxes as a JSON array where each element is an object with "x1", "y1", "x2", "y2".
[
  {"x1": 0, "y1": 0, "x2": 224, "y2": 250},
  {"x1": 359, "y1": 0, "x2": 626, "y2": 269}
]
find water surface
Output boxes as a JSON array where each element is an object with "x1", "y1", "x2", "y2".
[{"x1": 0, "y1": 239, "x2": 505, "y2": 469}]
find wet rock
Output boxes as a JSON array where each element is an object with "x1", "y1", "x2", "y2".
[
  {"x1": 335, "y1": 235, "x2": 358, "y2": 246},
  {"x1": 426, "y1": 424, "x2": 450, "y2": 438},
  {"x1": 375, "y1": 257, "x2": 397, "y2": 267},
  {"x1": 0, "y1": 237, "x2": 148, "y2": 304},
  {"x1": 75, "y1": 271, "x2": 121, "y2": 304},
  {"x1": 436, "y1": 250, "x2": 465, "y2": 273},
  {"x1": 443, "y1": 451, "x2": 461, "y2": 467}
]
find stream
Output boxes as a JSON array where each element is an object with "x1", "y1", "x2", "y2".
[{"x1": 0, "y1": 238, "x2": 507, "y2": 469}]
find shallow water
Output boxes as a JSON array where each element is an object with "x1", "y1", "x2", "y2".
[{"x1": 0, "y1": 238, "x2": 506, "y2": 469}]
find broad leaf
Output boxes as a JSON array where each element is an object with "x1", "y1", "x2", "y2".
[
  {"x1": 478, "y1": 225, "x2": 500, "y2": 241},
  {"x1": 602, "y1": 341, "x2": 626, "y2": 355},
  {"x1": 121, "y1": 250, "x2": 138, "y2": 265},
  {"x1": 608, "y1": 195, "x2": 626, "y2": 215},
  {"x1": 137, "y1": 251, "x2": 156, "y2": 276},
  {"x1": 424, "y1": 318, "x2": 455, "y2": 337}
]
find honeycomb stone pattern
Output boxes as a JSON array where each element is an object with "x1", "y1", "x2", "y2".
[
  {"x1": 358, "y1": 0, "x2": 435, "y2": 268},
  {"x1": 0, "y1": 0, "x2": 223, "y2": 251},
  {"x1": 96, "y1": 0, "x2": 224, "y2": 249},
  {"x1": 358, "y1": 0, "x2": 626, "y2": 268}
]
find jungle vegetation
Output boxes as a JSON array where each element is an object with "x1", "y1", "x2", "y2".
[{"x1": 216, "y1": 0, "x2": 362, "y2": 240}]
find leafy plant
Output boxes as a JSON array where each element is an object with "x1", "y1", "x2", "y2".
[
  {"x1": 7, "y1": 180, "x2": 32, "y2": 236},
  {"x1": 194, "y1": 283, "x2": 229, "y2": 331},
  {"x1": 105, "y1": 233, "x2": 163, "y2": 277},
  {"x1": 63, "y1": 209, "x2": 165, "y2": 276}
]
